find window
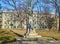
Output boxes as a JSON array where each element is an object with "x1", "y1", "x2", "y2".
[
  {"x1": 5, "y1": 18, "x2": 6, "y2": 20},
  {"x1": 34, "y1": 27, "x2": 36, "y2": 28},
  {"x1": 17, "y1": 25, "x2": 21, "y2": 28},
  {"x1": 0, "y1": 21, "x2": 2, "y2": 23},
  {"x1": 5, "y1": 22, "x2": 7, "y2": 24},
  {"x1": 37, "y1": 16, "x2": 39, "y2": 18},
  {"x1": 17, "y1": 26, "x2": 20, "y2": 28},
  {"x1": 34, "y1": 22, "x2": 36, "y2": 24},
  {"x1": 14, "y1": 26, "x2": 16, "y2": 28},
  {"x1": 33, "y1": 20, "x2": 34, "y2": 22}
]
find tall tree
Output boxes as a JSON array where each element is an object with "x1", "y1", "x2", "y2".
[
  {"x1": 50, "y1": 0, "x2": 60, "y2": 31},
  {"x1": 42, "y1": 0, "x2": 53, "y2": 30},
  {"x1": 1, "y1": 0, "x2": 27, "y2": 28},
  {"x1": 54, "y1": 0, "x2": 60, "y2": 31},
  {"x1": 1, "y1": 0, "x2": 35, "y2": 29}
]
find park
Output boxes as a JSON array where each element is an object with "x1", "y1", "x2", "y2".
[{"x1": 0, "y1": 0, "x2": 60, "y2": 44}]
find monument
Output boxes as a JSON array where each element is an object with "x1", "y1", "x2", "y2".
[
  {"x1": 24, "y1": 0, "x2": 41, "y2": 38},
  {"x1": 25, "y1": 15, "x2": 41, "y2": 38}
]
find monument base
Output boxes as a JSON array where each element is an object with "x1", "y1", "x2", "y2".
[{"x1": 26, "y1": 30, "x2": 42, "y2": 38}]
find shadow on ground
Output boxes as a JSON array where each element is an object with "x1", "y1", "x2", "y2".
[
  {"x1": 1, "y1": 30, "x2": 24, "y2": 44},
  {"x1": 10, "y1": 30, "x2": 24, "y2": 37}
]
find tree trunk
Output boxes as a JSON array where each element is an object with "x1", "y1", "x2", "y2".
[
  {"x1": 20, "y1": 21, "x2": 22, "y2": 28},
  {"x1": 59, "y1": 13, "x2": 60, "y2": 31}
]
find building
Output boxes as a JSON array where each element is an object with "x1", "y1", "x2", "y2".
[
  {"x1": 2, "y1": 10, "x2": 20, "y2": 29},
  {"x1": 0, "y1": 11, "x2": 2, "y2": 28},
  {"x1": 1, "y1": 10, "x2": 27, "y2": 29},
  {"x1": 32, "y1": 12, "x2": 56, "y2": 29},
  {"x1": 32, "y1": 12, "x2": 47, "y2": 29},
  {"x1": 0, "y1": 10, "x2": 57, "y2": 30}
]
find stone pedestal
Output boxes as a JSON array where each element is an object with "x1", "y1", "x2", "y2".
[{"x1": 26, "y1": 29, "x2": 42, "y2": 38}]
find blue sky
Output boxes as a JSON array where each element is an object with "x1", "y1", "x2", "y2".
[{"x1": 0, "y1": 0, "x2": 55, "y2": 13}]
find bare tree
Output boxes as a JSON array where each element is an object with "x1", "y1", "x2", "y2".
[
  {"x1": 1, "y1": 0, "x2": 27, "y2": 28},
  {"x1": 42, "y1": 0, "x2": 60, "y2": 31},
  {"x1": 42, "y1": 0, "x2": 52, "y2": 30},
  {"x1": 1, "y1": 0, "x2": 34, "y2": 30},
  {"x1": 50, "y1": 0, "x2": 60, "y2": 31}
]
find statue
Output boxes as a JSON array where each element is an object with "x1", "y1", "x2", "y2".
[{"x1": 24, "y1": 16, "x2": 34, "y2": 37}]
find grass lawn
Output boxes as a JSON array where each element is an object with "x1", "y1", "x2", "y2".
[
  {"x1": 11, "y1": 29, "x2": 60, "y2": 41},
  {"x1": 36, "y1": 29, "x2": 60, "y2": 41},
  {"x1": 0, "y1": 29, "x2": 60, "y2": 42},
  {"x1": 0, "y1": 29, "x2": 16, "y2": 43},
  {"x1": 10, "y1": 29, "x2": 26, "y2": 35}
]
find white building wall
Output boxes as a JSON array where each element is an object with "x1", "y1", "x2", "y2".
[
  {"x1": 1, "y1": 10, "x2": 56, "y2": 29},
  {"x1": 2, "y1": 12, "x2": 6, "y2": 28},
  {"x1": 2, "y1": 11, "x2": 19, "y2": 29},
  {"x1": 2, "y1": 10, "x2": 27, "y2": 29}
]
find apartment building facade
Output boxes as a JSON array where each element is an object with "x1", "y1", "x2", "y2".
[
  {"x1": 2, "y1": 10, "x2": 20, "y2": 29},
  {"x1": 0, "y1": 10, "x2": 57, "y2": 29},
  {"x1": 32, "y1": 12, "x2": 56, "y2": 29},
  {"x1": 0, "y1": 11, "x2": 2, "y2": 28},
  {"x1": 32, "y1": 12, "x2": 47, "y2": 29}
]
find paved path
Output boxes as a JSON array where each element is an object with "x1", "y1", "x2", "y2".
[
  {"x1": 16, "y1": 37, "x2": 60, "y2": 44},
  {"x1": 9, "y1": 30, "x2": 60, "y2": 44}
]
